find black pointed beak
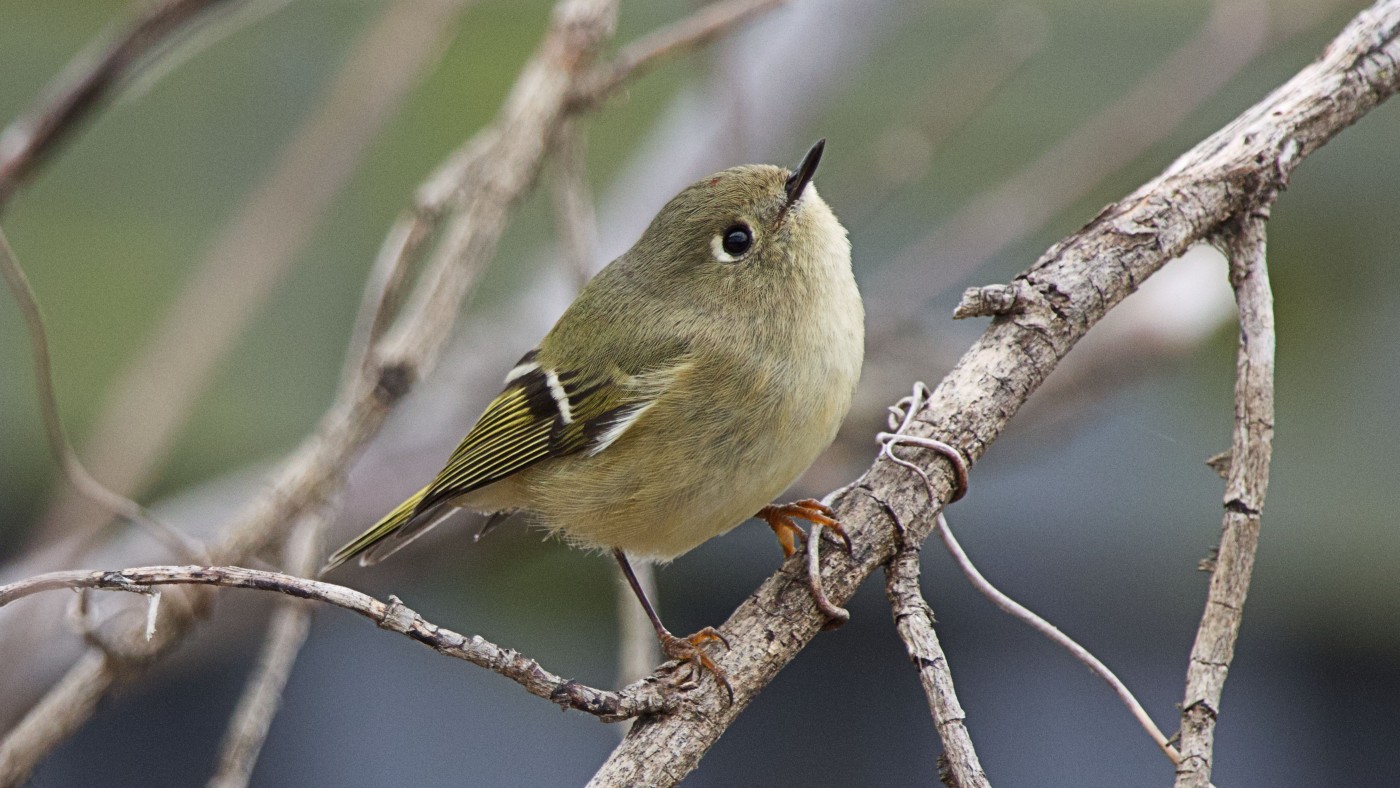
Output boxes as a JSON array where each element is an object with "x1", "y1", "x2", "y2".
[{"x1": 784, "y1": 139, "x2": 825, "y2": 206}]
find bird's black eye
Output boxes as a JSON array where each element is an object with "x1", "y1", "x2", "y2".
[{"x1": 722, "y1": 224, "x2": 753, "y2": 256}]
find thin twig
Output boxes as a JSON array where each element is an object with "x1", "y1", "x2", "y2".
[
  {"x1": 0, "y1": 0, "x2": 236, "y2": 211},
  {"x1": 883, "y1": 547, "x2": 989, "y2": 788},
  {"x1": 1174, "y1": 213, "x2": 1275, "y2": 788},
  {"x1": 0, "y1": 226, "x2": 203, "y2": 561},
  {"x1": 207, "y1": 507, "x2": 330, "y2": 788},
  {"x1": 0, "y1": 565, "x2": 675, "y2": 722},
  {"x1": 880, "y1": 380, "x2": 1176, "y2": 765},
  {"x1": 934, "y1": 513, "x2": 1180, "y2": 766},
  {"x1": 804, "y1": 511, "x2": 850, "y2": 625}
]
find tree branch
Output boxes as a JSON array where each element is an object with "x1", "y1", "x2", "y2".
[
  {"x1": 0, "y1": 565, "x2": 675, "y2": 723},
  {"x1": 590, "y1": 3, "x2": 1400, "y2": 783},
  {"x1": 1174, "y1": 212, "x2": 1275, "y2": 787},
  {"x1": 884, "y1": 546, "x2": 989, "y2": 788}
]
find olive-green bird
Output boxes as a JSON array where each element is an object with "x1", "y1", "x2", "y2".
[{"x1": 324, "y1": 140, "x2": 862, "y2": 693}]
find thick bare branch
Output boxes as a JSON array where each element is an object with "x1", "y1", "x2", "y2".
[
  {"x1": 884, "y1": 547, "x2": 989, "y2": 788},
  {"x1": 0, "y1": 565, "x2": 675, "y2": 722},
  {"x1": 1174, "y1": 213, "x2": 1275, "y2": 787},
  {"x1": 591, "y1": 4, "x2": 1400, "y2": 783}
]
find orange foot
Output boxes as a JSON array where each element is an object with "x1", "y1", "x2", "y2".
[
  {"x1": 658, "y1": 626, "x2": 732, "y2": 703},
  {"x1": 757, "y1": 498, "x2": 852, "y2": 558}
]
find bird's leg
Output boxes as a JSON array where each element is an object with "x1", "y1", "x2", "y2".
[
  {"x1": 613, "y1": 549, "x2": 732, "y2": 702},
  {"x1": 757, "y1": 498, "x2": 851, "y2": 558}
]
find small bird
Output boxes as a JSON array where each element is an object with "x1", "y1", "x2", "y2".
[{"x1": 324, "y1": 140, "x2": 863, "y2": 693}]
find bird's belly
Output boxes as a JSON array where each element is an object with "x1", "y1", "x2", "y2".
[{"x1": 518, "y1": 365, "x2": 854, "y2": 560}]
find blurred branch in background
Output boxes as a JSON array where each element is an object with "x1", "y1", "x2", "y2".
[
  {"x1": 1176, "y1": 212, "x2": 1275, "y2": 787},
  {"x1": 865, "y1": 0, "x2": 1346, "y2": 345},
  {"x1": 591, "y1": 4, "x2": 1400, "y2": 782},
  {"x1": 0, "y1": 227, "x2": 200, "y2": 561},
  {"x1": 207, "y1": 500, "x2": 330, "y2": 788},
  {"x1": 28, "y1": 0, "x2": 478, "y2": 561},
  {"x1": 0, "y1": 0, "x2": 237, "y2": 212},
  {"x1": 843, "y1": 3, "x2": 1050, "y2": 230},
  {"x1": 0, "y1": 0, "x2": 789, "y2": 783},
  {"x1": 550, "y1": 120, "x2": 601, "y2": 292},
  {"x1": 4, "y1": 0, "x2": 628, "y2": 771}
]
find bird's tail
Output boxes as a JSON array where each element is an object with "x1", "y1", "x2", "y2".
[{"x1": 321, "y1": 484, "x2": 441, "y2": 574}]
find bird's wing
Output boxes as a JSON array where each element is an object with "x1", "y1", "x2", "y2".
[
  {"x1": 412, "y1": 349, "x2": 682, "y2": 516},
  {"x1": 321, "y1": 347, "x2": 688, "y2": 572}
]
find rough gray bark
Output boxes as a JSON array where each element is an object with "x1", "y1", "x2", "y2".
[
  {"x1": 1174, "y1": 213, "x2": 1275, "y2": 786},
  {"x1": 885, "y1": 547, "x2": 989, "y2": 788}
]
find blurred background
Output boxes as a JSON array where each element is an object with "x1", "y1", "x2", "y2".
[{"x1": 2, "y1": 0, "x2": 1398, "y2": 785}]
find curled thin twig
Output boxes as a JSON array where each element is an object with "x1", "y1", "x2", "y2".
[
  {"x1": 874, "y1": 379, "x2": 1178, "y2": 765},
  {"x1": 804, "y1": 510, "x2": 850, "y2": 627},
  {"x1": 876, "y1": 381, "x2": 969, "y2": 503}
]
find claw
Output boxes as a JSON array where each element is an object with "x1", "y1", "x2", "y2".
[
  {"x1": 758, "y1": 498, "x2": 851, "y2": 558},
  {"x1": 659, "y1": 629, "x2": 733, "y2": 704}
]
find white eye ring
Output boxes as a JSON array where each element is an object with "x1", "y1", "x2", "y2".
[
  {"x1": 710, "y1": 234, "x2": 739, "y2": 263},
  {"x1": 711, "y1": 223, "x2": 754, "y2": 263}
]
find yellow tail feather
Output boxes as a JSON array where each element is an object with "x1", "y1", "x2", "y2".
[{"x1": 321, "y1": 484, "x2": 430, "y2": 573}]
